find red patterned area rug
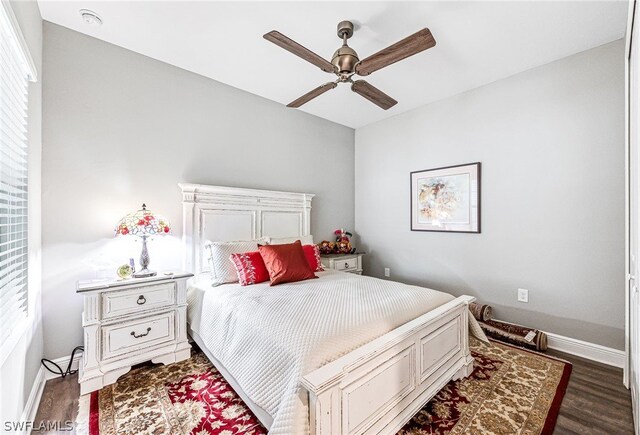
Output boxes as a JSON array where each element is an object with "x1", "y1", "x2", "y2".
[{"x1": 76, "y1": 338, "x2": 571, "y2": 434}]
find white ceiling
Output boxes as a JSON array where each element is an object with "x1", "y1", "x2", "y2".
[{"x1": 37, "y1": 1, "x2": 628, "y2": 129}]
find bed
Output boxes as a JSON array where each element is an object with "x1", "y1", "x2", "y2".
[{"x1": 179, "y1": 183, "x2": 485, "y2": 435}]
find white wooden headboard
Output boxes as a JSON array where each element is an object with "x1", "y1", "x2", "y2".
[{"x1": 179, "y1": 183, "x2": 314, "y2": 275}]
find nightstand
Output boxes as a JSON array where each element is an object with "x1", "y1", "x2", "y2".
[
  {"x1": 76, "y1": 271, "x2": 193, "y2": 395},
  {"x1": 321, "y1": 253, "x2": 365, "y2": 275}
]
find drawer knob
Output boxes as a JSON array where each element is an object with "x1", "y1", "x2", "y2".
[
  {"x1": 137, "y1": 295, "x2": 146, "y2": 305},
  {"x1": 131, "y1": 327, "x2": 151, "y2": 338},
  {"x1": 345, "y1": 262, "x2": 349, "y2": 269}
]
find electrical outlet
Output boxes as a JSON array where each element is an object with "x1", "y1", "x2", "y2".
[
  {"x1": 517, "y1": 288, "x2": 529, "y2": 303},
  {"x1": 384, "y1": 267, "x2": 391, "y2": 277}
]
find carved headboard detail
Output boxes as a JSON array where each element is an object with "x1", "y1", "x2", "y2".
[{"x1": 179, "y1": 183, "x2": 314, "y2": 275}]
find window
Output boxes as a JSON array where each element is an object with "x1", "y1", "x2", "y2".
[{"x1": 0, "y1": 2, "x2": 36, "y2": 351}]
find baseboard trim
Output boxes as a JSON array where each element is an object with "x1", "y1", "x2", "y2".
[
  {"x1": 42, "y1": 352, "x2": 82, "y2": 381},
  {"x1": 18, "y1": 365, "x2": 46, "y2": 434},
  {"x1": 488, "y1": 317, "x2": 626, "y2": 368},
  {"x1": 545, "y1": 331, "x2": 626, "y2": 368}
]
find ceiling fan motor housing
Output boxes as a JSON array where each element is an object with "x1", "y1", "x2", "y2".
[{"x1": 332, "y1": 46, "x2": 359, "y2": 74}]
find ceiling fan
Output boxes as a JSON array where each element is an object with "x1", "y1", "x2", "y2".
[{"x1": 264, "y1": 21, "x2": 436, "y2": 110}]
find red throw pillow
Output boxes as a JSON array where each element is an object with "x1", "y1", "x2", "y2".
[
  {"x1": 258, "y1": 241, "x2": 317, "y2": 286},
  {"x1": 302, "y1": 244, "x2": 324, "y2": 272},
  {"x1": 230, "y1": 251, "x2": 270, "y2": 286}
]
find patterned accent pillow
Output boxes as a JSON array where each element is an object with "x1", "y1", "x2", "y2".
[
  {"x1": 205, "y1": 238, "x2": 267, "y2": 286},
  {"x1": 302, "y1": 244, "x2": 324, "y2": 272},
  {"x1": 230, "y1": 251, "x2": 270, "y2": 286}
]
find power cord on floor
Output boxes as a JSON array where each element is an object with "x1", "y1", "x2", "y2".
[{"x1": 41, "y1": 346, "x2": 84, "y2": 378}]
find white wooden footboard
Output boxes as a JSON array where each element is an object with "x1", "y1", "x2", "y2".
[{"x1": 301, "y1": 295, "x2": 475, "y2": 435}]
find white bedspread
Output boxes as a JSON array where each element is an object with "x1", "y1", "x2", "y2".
[{"x1": 187, "y1": 270, "x2": 486, "y2": 435}]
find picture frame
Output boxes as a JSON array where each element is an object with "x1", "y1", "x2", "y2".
[{"x1": 410, "y1": 162, "x2": 481, "y2": 233}]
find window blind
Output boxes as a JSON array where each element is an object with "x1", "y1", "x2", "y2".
[{"x1": 0, "y1": 4, "x2": 31, "y2": 348}]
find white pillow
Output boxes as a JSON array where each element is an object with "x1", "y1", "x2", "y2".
[
  {"x1": 205, "y1": 238, "x2": 267, "y2": 286},
  {"x1": 267, "y1": 235, "x2": 314, "y2": 245}
]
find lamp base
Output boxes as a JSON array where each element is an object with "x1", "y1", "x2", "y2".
[{"x1": 133, "y1": 269, "x2": 157, "y2": 278}]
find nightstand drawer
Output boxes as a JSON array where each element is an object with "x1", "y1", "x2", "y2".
[
  {"x1": 335, "y1": 257, "x2": 358, "y2": 271},
  {"x1": 102, "y1": 282, "x2": 176, "y2": 319},
  {"x1": 102, "y1": 311, "x2": 175, "y2": 360},
  {"x1": 320, "y1": 253, "x2": 365, "y2": 275}
]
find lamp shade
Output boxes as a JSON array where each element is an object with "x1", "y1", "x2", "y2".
[{"x1": 115, "y1": 204, "x2": 170, "y2": 237}]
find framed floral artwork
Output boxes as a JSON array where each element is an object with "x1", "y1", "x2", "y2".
[{"x1": 410, "y1": 162, "x2": 481, "y2": 233}]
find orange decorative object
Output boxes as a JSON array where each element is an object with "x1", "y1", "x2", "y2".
[
  {"x1": 318, "y1": 229, "x2": 357, "y2": 255},
  {"x1": 318, "y1": 240, "x2": 336, "y2": 255}
]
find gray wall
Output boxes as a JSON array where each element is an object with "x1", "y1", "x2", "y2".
[
  {"x1": 42, "y1": 23, "x2": 354, "y2": 359},
  {"x1": 41, "y1": 21, "x2": 625, "y2": 358},
  {"x1": 0, "y1": 0, "x2": 43, "y2": 425},
  {"x1": 355, "y1": 40, "x2": 625, "y2": 349}
]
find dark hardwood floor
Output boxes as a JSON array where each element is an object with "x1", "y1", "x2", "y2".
[
  {"x1": 547, "y1": 349, "x2": 634, "y2": 434},
  {"x1": 32, "y1": 350, "x2": 634, "y2": 434},
  {"x1": 33, "y1": 372, "x2": 80, "y2": 434}
]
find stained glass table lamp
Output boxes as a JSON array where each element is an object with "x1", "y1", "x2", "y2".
[{"x1": 115, "y1": 204, "x2": 170, "y2": 278}]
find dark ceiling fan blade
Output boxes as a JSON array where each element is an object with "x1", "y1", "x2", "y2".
[
  {"x1": 264, "y1": 31, "x2": 335, "y2": 73},
  {"x1": 351, "y1": 80, "x2": 397, "y2": 110},
  {"x1": 355, "y1": 28, "x2": 436, "y2": 76},
  {"x1": 287, "y1": 82, "x2": 338, "y2": 108}
]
